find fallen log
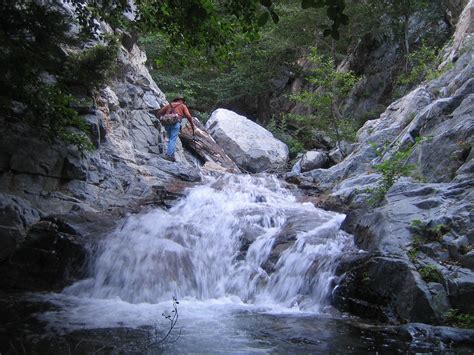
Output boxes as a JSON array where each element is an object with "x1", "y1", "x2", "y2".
[{"x1": 179, "y1": 118, "x2": 240, "y2": 173}]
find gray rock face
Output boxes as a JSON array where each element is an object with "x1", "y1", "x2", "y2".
[
  {"x1": 206, "y1": 109, "x2": 289, "y2": 173},
  {"x1": 0, "y1": 194, "x2": 40, "y2": 261},
  {"x1": 443, "y1": 0, "x2": 473, "y2": 63},
  {"x1": 288, "y1": 3, "x2": 474, "y2": 325},
  {"x1": 293, "y1": 150, "x2": 329, "y2": 173},
  {"x1": 338, "y1": 5, "x2": 451, "y2": 123},
  {"x1": 0, "y1": 219, "x2": 86, "y2": 291},
  {"x1": 0, "y1": 30, "x2": 211, "y2": 293},
  {"x1": 333, "y1": 256, "x2": 438, "y2": 323},
  {"x1": 443, "y1": 0, "x2": 470, "y2": 26}
]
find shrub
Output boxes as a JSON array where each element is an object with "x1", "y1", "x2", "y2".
[
  {"x1": 394, "y1": 41, "x2": 444, "y2": 98},
  {"x1": 408, "y1": 248, "x2": 418, "y2": 262},
  {"x1": 26, "y1": 85, "x2": 94, "y2": 151},
  {"x1": 62, "y1": 41, "x2": 119, "y2": 90},
  {"x1": 367, "y1": 141, "x2": 416, "y2": 204},
  {"x1": 267, "y1": 115, "x2": 304, "y2": 158},
  {"x1": 0, "y1": 2, "x2": 116, "y2": 151},
  {"x1": 418, "y1": 264, "x2": 442, "y2": 283},
  {"x1": 410, "y1": 219, "x2": 450, "y2": 242},
  {"x1": 445, "y1": 309, "x2": 474, "y2": 329},
  {"x1": 289, "y1": 48, "x2": 358, "y2": 154}
]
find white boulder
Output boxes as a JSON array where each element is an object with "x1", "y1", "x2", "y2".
[{"x1": 206, "y1": 109, "x2": 289, "y2": 173}]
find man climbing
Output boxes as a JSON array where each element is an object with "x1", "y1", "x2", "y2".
[{"x1": 152, "y1": 95, "x2": 195, "y2": 162}]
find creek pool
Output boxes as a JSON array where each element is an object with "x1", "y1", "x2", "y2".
[
  {"x1": 2, "y1": 294, "x2": 465, "y2": 354},
  {"x1": 2, "y1": 174, "x2": 472, "y2": 353}
]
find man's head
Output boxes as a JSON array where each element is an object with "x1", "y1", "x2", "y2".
[{"x1": 172, "y1": 95, "x2": 186, "y2": 103}]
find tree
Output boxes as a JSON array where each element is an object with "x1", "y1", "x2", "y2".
[
  {"x1": 367, "y1": 0, "x2": 429, "y2": 67},
  {"x1": 68, "y1": 0, "x2": 350, "y2": 56},
  {"x1": 141, "y1": 0, "x2": 358, "y2": 116},
  {"x1": 288, "y1": 48, "x2": 357, "y2": 154},
  {"x1": 0, "y1": 1, "x2": 118, "y2": 150}
]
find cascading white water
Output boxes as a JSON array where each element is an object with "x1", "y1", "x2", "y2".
[{"x1": 63, "y1": 174, "x2": 353, "y2": 312}]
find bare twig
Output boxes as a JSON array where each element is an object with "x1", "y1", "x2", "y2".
[{"x1": 140, "y1": 297, "x2": 181, "y2": 353}]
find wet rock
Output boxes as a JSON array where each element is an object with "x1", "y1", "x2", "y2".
[
  {"x1": 333, "y1": 256, "x2": 438, "y2": 324},
  {"x1": 1, "y1": 219, "x2": 86, "y2": 291},
  {"x1": 206, "y1": 109, "x2": 289, "y2": 173},
  {"x1": 447, "y1": 270, "x2": 474, "y2": 314},
  {"x1": 84, "y1": 112, "x2": 107, "y2": 147},
  {"x1": 427, "y1": 283, "x2": 451, "y2": 317},
  {"x1": 62, "y1": 146, "x2": 89, "y2": 181},
  {"x1": 0, "y1": 194, "x2": 41, "y2": 261},
  {"x1": 147, "y1": 157, "x2": 201, "y2": 182},
  {"x1": 369, "y1": 322, "x2": 474, "y2": 349},
  {"x1": 460, "y1": 250, "x2": 474, "y2": 269}
]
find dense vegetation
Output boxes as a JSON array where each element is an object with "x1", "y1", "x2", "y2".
[
  {"x1": 0, "y1": 0, "x2": 348, "y2": 150},
  {"x1": 1, "y1": 0, "x2": 449, "y2": 153},
  {"x1": 142, "y1": 0, "x2": 449, "y2": 156}
]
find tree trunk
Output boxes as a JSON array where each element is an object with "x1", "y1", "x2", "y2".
[
  {"x1": 404, "y1": 14, "x2": 410, "y2": 70},
  {"x1": 179, "y1": 118, "x2": 240, "y2": 173}
]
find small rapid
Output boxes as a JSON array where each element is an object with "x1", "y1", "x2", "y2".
[{"x1": 37, "y1": 174, "x2": 354, "y2": 337}]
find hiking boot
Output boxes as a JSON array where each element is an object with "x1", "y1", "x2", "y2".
[{"x1": 164, "y1": 154, "x2": 176, "y2": 162}]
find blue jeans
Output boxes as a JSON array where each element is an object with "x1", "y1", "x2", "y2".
[{"x1": 164, "y1": 121, "x2": 181, "y2": 156}]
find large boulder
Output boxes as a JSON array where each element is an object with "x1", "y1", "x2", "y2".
[{"x1": 206, "y1": 109, "x2": 289, "y2": 173}]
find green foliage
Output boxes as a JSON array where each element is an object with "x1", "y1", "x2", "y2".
[
  {"x1": 418, "y1": 264, "x2": 442, "y2": 283},
  {"x1": 300, "y1": 0, "x2": 349, "y2": 40},
  {"x1": 459, "y1": 244, "x2": 473, "y2": 256},
  {"x1": 288, "y1": 48, "x2": 357, "y2": 152},
  {"x1": 25, "y1": 86, "x2": 94, "y2": 151},
  {"x1": 395, "y1": 41, "x2": 440, "y2": 93},
  {"x1": 410, "y1": 219, "x2": 450, "y2": 242},
  {"x1": 0, "y1": 1, "x2": 73, "y2": 100},
  {"x1": 367, "y1": 141, "x2": 416, "y2": 203},
  {"x1": 141, "y1": 2, "x2": 336, "y2": 110},
  {"x1": 0, "y1": 1, "x2": 118, "y2": 150},
  {"x1": 407, "y1": 248, "x2": 419, "y2": 262},
  {"x1": 445, "y1": 309, "x2": 474, "y2": 329},
  {"x1": 70, "y1": 0, "x2": 349, "y2": 48},
  {"x1": 407, "y1": 219, "x2": 449, "y2": 265},
  {"x1": 62, "y1": 41, "x2": 119, "y2": 90},
  {"x1": 267, "y1": 115, "x2": 304, "y2": 157}
]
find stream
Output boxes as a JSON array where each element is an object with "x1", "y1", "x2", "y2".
[{"x1": 5, "y1": 174, "x2": 468, "y2": 353}]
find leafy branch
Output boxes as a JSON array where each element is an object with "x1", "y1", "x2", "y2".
[{"x1": 288, "y1": 47, "x2": 357, "y2": 153}]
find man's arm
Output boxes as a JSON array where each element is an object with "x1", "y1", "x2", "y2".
[{"x1": 152, "y1": 104, "x2": 170, "y2": 118}]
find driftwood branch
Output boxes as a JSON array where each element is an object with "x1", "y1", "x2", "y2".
[{"x1": 180, "y1": 118, "x2": 240, "y2": 173}]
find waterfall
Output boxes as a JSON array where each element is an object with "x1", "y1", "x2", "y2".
[{"x1": 63, "y1": 174, "x2": 353, "y2": 312}]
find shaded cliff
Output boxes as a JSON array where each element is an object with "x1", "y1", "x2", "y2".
[
  {"x1": 288, "y1": 0, "x2": 473, "y2": 325},
  {"x1": 0, "y1": 10, "x2": 237, "y2": 291}
]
